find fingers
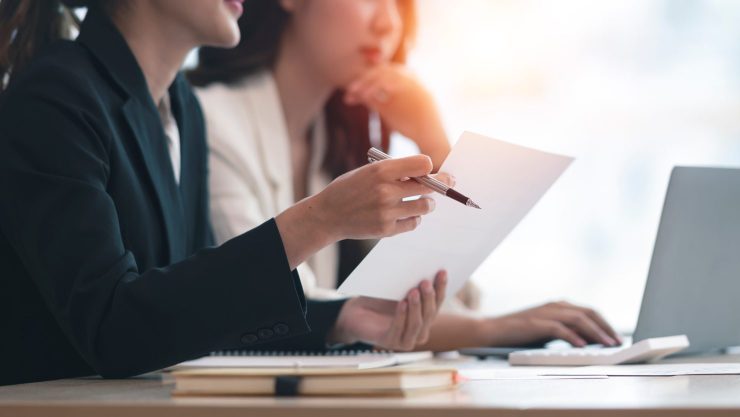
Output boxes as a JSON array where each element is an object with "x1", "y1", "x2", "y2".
[
  {"x1": 432, "y1": 172, "x2": 456, "y2": 188},
  {"x1": 393, "y1": 216, "x2": 422, "y2": 235},
  {"x1": 381, "y1": 300, "x2": 408, "y2": 348},
  {"x1": 347, "y1": 79, "x2": 390, "y2": 107},
  {"x1": 345, "y1": 67, "x2": 384, "y2": 98},
  {"x1": 540, "y1": 320, "x2": 587, "y2": 347},
  {"x1": 380, "y1": 273, "x2": 446, "y2": 350},
  {"x1": 396, "y1": 178, "x2": 436, "y2": 197},
  {"x1": 399, "y1": 289, "x2": 423, "y2": 350},
  {"x1": 580, "y1": 308, "x2": 621, "y2": 344},
  {"x1": 345, "y1": 67, "x2": 389, "y2": 105},
  {"x1": 373, "y1": 155, "x2": 433, "y2": 181},
  {"x1": 417, "y1": 280, "x2": 438, "y2": 344},
  {"x1": 433, "y1": 270, "x2": 448, "y2": 307},
  {"x1": 556, "y1": 310, "x2": 616, "y2": 346},
  {"x1": 387, "y1": 197, "x2": 436, "y2": 236},
  {"x1": 359, "y1": 81, "x2": 396, "y2": 106},
  {"x1": 393, "y1": 197, "x2": 435, "y2": 220},
  {"x1": 555, "y1": 302, "x2": 620, "y2": 346}
]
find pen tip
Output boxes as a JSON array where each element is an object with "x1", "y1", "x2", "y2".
[{"x1": 468, "y1": 200, "x2": 482, "y2": 209}]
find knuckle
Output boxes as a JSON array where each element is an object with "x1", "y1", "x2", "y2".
[
  {"x1": 525, "y1": 317, "x2": 539, "y2": 327},
  {"x1": 437, "y1": 172, "x2": 455, "y2": 187},
  {"x1": 573, "y1": 313, "x2": 589, "y2": 326},
  {"x1": 399, "y1": 223, "x2": 412, "y2": 234},
  {"x1": 417, "y1": 155, "x2": 433, "y2": 173},
  {"x1": 369, "y1": 161, "x2": 385, "y2": 176},
  {"x1": 374, "y1": 183, "x2": 392, "y2": 200},
  {"x1": 417, "y1": 183, "x2": 433, "y2": 195},
  {"x1": 414, "y1": 199, "x2": 429, "y2": 214},
  {"x1": 550, "y1": 322, "x2": 566, "y2": 336},
  {"x1": 379, "y1": 222, "x2": 394, "y2": 236},
  {"x1": 425, "y1": 198, "x2": 435, "y2": 212},
  {"x1": 378, "y1": 210, "x2": 394, "y2": 224},
  {"x1": 408, "y1": 216, "x2": 421, "y2": 230}
]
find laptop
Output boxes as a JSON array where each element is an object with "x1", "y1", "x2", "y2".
[
  {"x1": 462, "y1": 166, "x2": 740, "y2": 362},
  {"x1": 632, "y1": 166, "x2": 740, "y2": 353}
]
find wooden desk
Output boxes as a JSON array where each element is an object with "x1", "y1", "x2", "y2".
[{"x1": 2, "y1": 353, "x2": 740, "y2": 417}]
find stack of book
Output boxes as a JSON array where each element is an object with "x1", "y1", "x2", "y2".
[{"x1": 170, "y1": 366, "x2": 459, "y2": 397}]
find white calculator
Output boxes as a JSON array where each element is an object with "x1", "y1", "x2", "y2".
[{"x1": 509, "y1": 335, "x2": 689, "y2": 366}]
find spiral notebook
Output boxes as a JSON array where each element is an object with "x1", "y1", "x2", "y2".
[{"x1": 169, "y1": 350, "x2": 434, "y2": 370}]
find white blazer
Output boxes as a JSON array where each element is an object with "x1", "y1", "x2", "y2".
[
  {"x1": 196, "y1": 70, "x2": 340, "y2": 300},
  {"x1": 197, "y1": 70, "x2": 480, "y2": 310}
]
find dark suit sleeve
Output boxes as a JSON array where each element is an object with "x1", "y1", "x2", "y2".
[
  {"x1": 0, "y1": 92, "x2": 321, "y2": 377},
  {"x1": 258, "y1": 299, "x2": 348, "y2": 351},
  {"x1": 185, "y1": 86, "x2": 347, "y2": 352}
]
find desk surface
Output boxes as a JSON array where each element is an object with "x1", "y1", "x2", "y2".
[{"x1": 3, "y1": 353, "x2": 740, "y2": 417}]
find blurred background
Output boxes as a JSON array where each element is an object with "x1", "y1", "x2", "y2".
[{"x1": 389, "y1": 0, "x2": 740, "y2": 333}]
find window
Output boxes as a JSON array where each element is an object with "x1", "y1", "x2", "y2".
[{"x1": 398, "y1": 0, "x2": 740, "y2": 332}]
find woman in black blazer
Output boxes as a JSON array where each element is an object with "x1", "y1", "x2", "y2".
[{"x1": 0, "y1": 0, "x2": 447, "y2": 386}]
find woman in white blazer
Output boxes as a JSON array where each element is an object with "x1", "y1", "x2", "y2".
[{"x1": 190, "y1": 0, "x2": 621, "y2": 350}]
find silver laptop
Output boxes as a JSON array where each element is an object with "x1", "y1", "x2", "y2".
[
  {"x1": 633, "y1": 166, "x2": 740, "y2": 353},
  {"x1": 460, "y1": 166, "x2": 740, "y2": 359}
]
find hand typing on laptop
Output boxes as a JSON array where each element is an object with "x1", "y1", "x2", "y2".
[{"x1": 478, "y1": 301, "x2": 621, "y2": 348}]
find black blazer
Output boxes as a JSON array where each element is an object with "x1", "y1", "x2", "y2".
[{"x1": 0, "y1": 9, "x2": 344, "y2": 386}]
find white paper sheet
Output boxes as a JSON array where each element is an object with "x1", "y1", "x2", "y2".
[
  {"x1": 338, "y1": 131, "x2": 573, "y2": 301},
  {"x1": 460, "y1": 368, "x2": 608, "y2": 380},
  {"x1": 541, "y1": 363, "x2": 740, "y2": 377}
]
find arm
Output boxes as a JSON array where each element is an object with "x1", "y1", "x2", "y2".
[
  {"x1": 416, "y1": 302, "x2": 622, "y2": 352},
  {"x1": 413, "y1": 313, "x2": 489, "y2": 351},
  {"x1": 206, "y1": 136, "x2": 452, "y2": 351},
  {"x1": 344, "y1": 64, "x2": 452, "y2": 170},
  {"x1": 2, "y1": 87, "x2": 447, "y2": 378},
  {"x1": 0, "y1": 94, "x2": 312, "y2": 378}
]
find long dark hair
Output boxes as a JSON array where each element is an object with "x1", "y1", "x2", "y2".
[
  {"x1": 0, "y1": 0, "x2": 106, "y2": 91},
  {"x1": 188, "y1": 0, "x2": 417, "y2": 179}
]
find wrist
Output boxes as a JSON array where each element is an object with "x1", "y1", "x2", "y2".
[
  {"x1": 472, "y1": 317, "x2": 497, "y2": 346},
  {"x1": 327, "y1": 298, "x2": 359, "y2": 346},
  {"x1": 275, "y1": 195, "x2": 336, "y2": 270},
  {"x1": 415, "y1": 117, "x2": 449, "y2": 170},
  {"x1": 300, "y1": 193, "x2": 340, "y2": 246}
]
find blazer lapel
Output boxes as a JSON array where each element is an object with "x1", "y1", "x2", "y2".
[
  {"x1": 307, "y1": 113, "x2": 330, "y2": 196},
  {"x1": 168, "y1": 76, "x2": 194, "y2": 250},
  {"x1": 122, "y1": 99, "x2": 185, "y2": 263},
  {"x1": 244, "y1": 72, "x2": 295, "y2": 211},
  {"x1": 78, "y1": 9, "x2": 186, "y2": 263}
]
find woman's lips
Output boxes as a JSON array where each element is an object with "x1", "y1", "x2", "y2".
[
  {"x1": 360, "y1": 47, "x2": 383, "y2": 65},
  {"x1": 224, "y1": 0, "x2": 244, "y2": 16}
]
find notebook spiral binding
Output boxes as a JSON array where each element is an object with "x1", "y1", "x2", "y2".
[{"x1": 210, "y1": 349, "x2": 393, "y2": 357}]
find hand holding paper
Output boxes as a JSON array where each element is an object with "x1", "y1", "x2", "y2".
[{"x1": 338, "y1": 131, "x2": 573, "y2": 301}]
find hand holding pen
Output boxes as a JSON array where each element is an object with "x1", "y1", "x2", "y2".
[{"x1": 367, "y1": 148, "x2": 481, "y2": 209}]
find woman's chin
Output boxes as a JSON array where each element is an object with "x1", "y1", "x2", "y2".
[{"x1": 205, "y1": 28, "x2": 241, "y2": 49}]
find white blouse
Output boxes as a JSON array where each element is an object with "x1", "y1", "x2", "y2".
[
  {"x1": 196, "y1": 71, "x2": 340, "y2": 300},
  {"x1": 158, "y1": 93, "x2": 181, "y2": 184}
]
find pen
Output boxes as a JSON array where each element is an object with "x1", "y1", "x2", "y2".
[{"x1": 367, "y1": 147, "x2": 481, "y2": 209}]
